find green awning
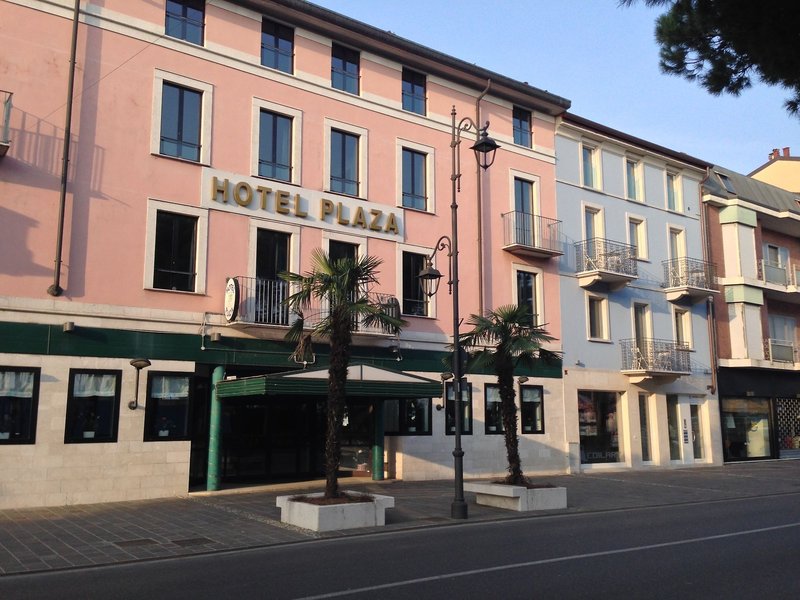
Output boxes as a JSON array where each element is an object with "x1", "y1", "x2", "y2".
[{"x1": 216, "y1": 363, "x2": 442, "y2": 399}]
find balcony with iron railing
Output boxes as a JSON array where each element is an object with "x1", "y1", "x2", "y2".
[
  {"x1": 764, "y1": 338, "x2": 796, "y2": 364},
  {"x1": 662, "y1": 257, "x2": 718, "y2": 303},
  {"x1": 757, "y1": 260, "x2": 800, "y2": 304},
  {"x1": 0, "y1": 90, "x2": 12, "y2": 158},
  {"x1": 226, "y1": 276, "x2": 399, "y2": 335},
  {"x1": 575, "y1": 238, "x2": 637, "y2": 290},
  {"x1": 501, "y1": 211, "x2": 563, "y2": 258},
  {"x1": 620, "y1": 338, "x2": 691, "y2": 381}
]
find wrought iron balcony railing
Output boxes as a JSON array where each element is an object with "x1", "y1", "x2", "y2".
[
  {"x1": 0, "y1": 90, "x2": 12, "y2": 157},
  {"x1": 501, "y1": 211, "x2": 562, "y2": 256},
  {"x1": 620, "y1": 338, "x2": 691, "y2": 373},
  {"x1": 662, "y1": 257, "x2": 717, "y2": 290},
  {"x1": 575, "y1": 238, "x2": 637, "y2": 277}
]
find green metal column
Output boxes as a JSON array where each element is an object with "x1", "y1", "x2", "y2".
[
  {"x1": 372, "y1": 400, "x2": 384, "y2": 481},
  {"x1": 206, "y1": 365, "x2": 224, "y2": 491}
]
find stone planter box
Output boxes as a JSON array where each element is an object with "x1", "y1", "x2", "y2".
[
  {"x1": 276, "y1": 492, "x2": 395, "y2": 532},
  {"x1": 464, "y1": 482, "x2": 567, "y2": 512}
]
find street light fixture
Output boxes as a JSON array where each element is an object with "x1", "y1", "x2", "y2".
[{"x1": 419, "y1": 105, "x2": 499, "y2": 519}]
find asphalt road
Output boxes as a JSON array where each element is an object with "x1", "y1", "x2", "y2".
[{"x1": 2, "y1": 492, "x2": 799, "y2": 599}]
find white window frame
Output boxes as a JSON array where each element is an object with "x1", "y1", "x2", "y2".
[
  {"x1": 251, "y1": 98, "x2": 303, "y2": 184},
  {"x1": 582, "y1": 202, "x2": 605, "y2": 241},
  {"x1": 581, "y1": 143, "x2": 600, "y2": 189},
  {"x1": 322, "y1": 230, "x2": 366, "y2": 259},
  {"x1": 396, "y1": 139, "x2": 436, "y2": 213},
  {"x1": 151, "y1": 70, "x2": 213, "y2": 165},
  {"x1": 144, "y1": 199, "x2": 208, "y2": 294},
  {"x1": 247, "y1": 218, "x2": 301, "y2": 279},
  {"x1": 632, "y1": 302, "x2": 653, "y2": 342},
  {"x1": 668, "y1": 225, "x2": 686, "y2": 260},
  {"x1": 586, "y1": 292, "x2": 610, "y2": 341},
  {"x1": 627, "y1": 214, "x2": 648, "y2": 260},
  {"x1": 666, "y1": 171, "x2": 682, "y2": 212},
  {"x1": 324, "y1": 118, "x2": 369, "y2": 199},
  {"x1": 509, "y1": 169, "x2": 541, "y2": 213},
  {"x1": 625, "y1": 157, "x2": 642, "y2": 202},
  {"x1": 512, "y1": 263, "x2": 544, "y2": 327},
  {"x1": 673, "y1": 306, "x2": 693, "y2": 349},
  {"x1": 397, "y1": 243, "x2": 436, "y2": 318}
]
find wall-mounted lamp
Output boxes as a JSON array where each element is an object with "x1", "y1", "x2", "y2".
[
  {"x1": 210, "y1": 332, "x2": 222, "y2": 343},
  {"x1": 518, "y1": 376, "x2": 529, "y2": 384},
  {"x1": 63, "y1": 321, "x2": 75, "y2": 333},
  {"x1": 128, "y1": 358, "x2": 151, "y2": 410},
  {"x1": 441, "y1": 372, "x2": 454, "y2": 381}
]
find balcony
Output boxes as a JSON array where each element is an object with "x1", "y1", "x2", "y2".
[
  {"x1": 620, "y1": 338, "x2": 691, "y2": 382},
  {"x1": 765, "y1": 338, "x2": 796, "y2": 364},
  {"x1": 662, "y1": 257, "x2": 718, "y2": 303},
  {"x1": 757, "y1": 260, "x2": 800, "y2": 304},
  {"x1": 225, "y1": 276, "x2": 399, "y2": 336},
  {"x1": 0, "y1": 90, "x2": 11, "y2": 158},
  {"x1": 501, "y1": 211, "x2": 563, "y2": 258},
  {"x1": 575, "y1": 238, "x2": 637, "y2": 290}
]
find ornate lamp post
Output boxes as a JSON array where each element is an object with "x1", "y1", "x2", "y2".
[{"x1": 419, "y1": 106, "x2": 499, "y2": 519}]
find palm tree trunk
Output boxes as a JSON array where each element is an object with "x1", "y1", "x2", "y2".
[
  {"x1": 498, "y1": 362, "x2": 524, "y2": 485},
  {"x1": 325, "y1": 305, "x2": 352, "y2": 498}
]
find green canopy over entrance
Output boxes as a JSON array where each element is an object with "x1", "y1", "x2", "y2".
[{"x1": 215, "y1": 363, "x2": 442, "y2": 399}]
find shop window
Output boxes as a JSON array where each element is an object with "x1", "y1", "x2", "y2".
[
  {"x1": 445, "y1": 381, "x2": 472, "y2": 435},
  {"x1": 144, "y1": 373, "x2": 192, "y2": 441},
  {"x1": 721, "y1": 397, "x2": 773, "y2": 460},
  {"x1": 261, "y1": 18, "x2": 293, "y2": 73},
  {"x1": 485, "y1": 385, "x2": 504, "y2": 434},
  {"x1": 64, "y1": 370, "x2": 121, "y2": 444},
  {"x1": 521, "y1": 385, "x2": 544, "y2": 434},
  {"x1": 578, "y1": 390, "x2": 620, "y2": 464},
  {"x1": 0, "y1": 367, "x2": 40, "y2": 444},
  {"x1": 384, "y1": 398, "x2": 431, "y2": 435},
  {"x1": 165, "y1": 0, "x2": 204, "y2": 45}
]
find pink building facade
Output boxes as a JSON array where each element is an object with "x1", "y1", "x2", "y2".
[{"x1": 0, "y1": 0, "x2": 568, "y2": 508}]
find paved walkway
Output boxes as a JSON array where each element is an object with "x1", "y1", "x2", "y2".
[{"x1": 1, "y1": 461, "x2": 799, "y2": 575}]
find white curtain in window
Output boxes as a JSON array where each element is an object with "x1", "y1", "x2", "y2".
[
  {"x1": 0, "y1": 371, "x2": 34, "y2": 398},
  {"x1": 73, "y1": 373, "x2": 117, "y2": 397},
  {"x1": 151, "y1": 375, "x2": 190, "y2": 399}
]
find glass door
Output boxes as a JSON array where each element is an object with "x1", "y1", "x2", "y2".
[{"x1": 668, "y1": 395, "x2": 708, "y2": 463}]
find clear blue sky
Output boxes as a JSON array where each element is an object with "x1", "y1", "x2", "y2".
[{"x1": 311, "y1": 0, "x2": 797, "y2": 175}]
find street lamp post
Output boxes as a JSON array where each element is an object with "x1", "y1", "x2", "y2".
[{"x1": 419, "y1": 106, "x2": 499, "y2": 519}]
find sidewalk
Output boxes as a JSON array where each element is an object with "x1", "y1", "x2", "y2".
[{"x1": 1, "y1": 460, "x2": 799, "y2": 575}]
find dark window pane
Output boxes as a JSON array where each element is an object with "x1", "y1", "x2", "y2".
[
  {"x1": 445, "y1": 381, "x2": 472, "y2": 435},
  {"x1": 402, "y1": 68, "x2": 426, "y2": 115},
  {"x1": 160, "y1": 83, "x2": 201, "y2": 162},
  {"x1": 331, "y1": 44, "x2": 359, "y2": 94},
  {"x1": 330, "y1": 129, "x2": 358, "y2": 195},
  {"x1": 485, "y1": 385, "x2": 504, "y2": 434},
  {"x1": 165, "y1": 0, "x2": 204, "y2": 45},
  {"x1": 64, "y1": 370, "x2": 121, "y2": 443},
  {"x1": 154, "y1": 211, "x2": 197, "y2": 291},
  {"x1": 0, "y1": 367, "x2": 40, "y2": 445},
  {"x1": 513, "y1": 106, "x2": 531, "y2": 147},
  {"x1": 261, "y1": 18, "x2": 294, "y2": 73},
  {"x1": 516, "y1": 270, "x2": 536, "y2": 326},
  {"x1": 259, "y1": 110, "x2": 292, "y2": 181},
  {"x1": 521, "y1": 385, "x2": 544, "y2": 434},
  {"x1": 144, "y1": 373, "x2": 192, "y2": 441},
  {"x1": 402, "y1": 148, "x2": 426, "y2": 210},
  {"x1": 402, "y1": 252, "x2": 428, "y2": 316}
]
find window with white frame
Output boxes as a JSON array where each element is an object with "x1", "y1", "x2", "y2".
[
  {"x1": 628, "y1": 216, "x2": 647, "y2": 260},
  {"x1": 402, "y1": 251, "x2": 429, "y2": 316},
  {"x1": 145, "y1": 200, "x2": 208, "y2": 293},
  {"x1": 326, "y1": 120, "x2": 368, "y2": 198},
  {"x1": 152, "y1": 71, "x2": 213, "y2": 165},
  {"x1": 582, "y1": 144, "x2": 598, "y2": 189},
  {"x1": 165, "y1": 0, "x2": 204, "y2": 45},
  {"x1": 666, "y1": 172, "x2": 681, "y2": 211},
  {"x1": 669, "y1": 227, "x2": 685, "y2": 260},
  {"x1": 516, "y1": 269, "x2": 539, "y2": 326},
  {"x1": 402, "y1": 148, "x2": 427, "y2": 210},
  {"x1": 673, "y1": 307, "x2": 692, "y2": 348},
  {"x1": 261, "y1": 18, "x2": 293, "y2": 74},
  {"x1": 331, "y1": 43, "x2": 359, "y2": 94},
  {"x1": 626, "y1": 158, "x2": 641, "y2": 201},
  {"x1": 252, "y1": 99, "x2": 302, "y2": 184},
  {"x1": 401, "y1": 68, "x2": 426, "y2": 115},
  {"x1": 513, "y1": 107, "x2": 532, "y2": 148},
  {"x1": 587, "y1": 293, "x2": 609, "y2": 341},
  {"x1": 0, "y1": 367, "x2": 40, "y2": 445}
]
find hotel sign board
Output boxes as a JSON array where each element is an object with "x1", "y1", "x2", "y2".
[{"x1": 201, "y1": 168, "x2": 404, "y2": 241}]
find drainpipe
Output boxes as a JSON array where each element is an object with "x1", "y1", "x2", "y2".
[
  {"x1": 700, "y1": 168, "x2": 718, "y2": 395},
  {"x1": 475, "y1": 79, "x2": 491, "y2": 315},
  {"x1": 48, "y1": 0, "x2": 81, "y2": 297},
  {"x1": 206, "y1": 365, "x2": 225, "y2": 491}
]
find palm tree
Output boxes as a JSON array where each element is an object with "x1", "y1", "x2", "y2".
[
  {"x1": 281, "y1": 249, "x2": 405, "y2": 499},
  {"x1": 459, "y1": 305, "x2": 555, "y2": 486}
]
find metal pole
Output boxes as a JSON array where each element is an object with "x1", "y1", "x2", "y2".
[
  {"x1": 206, "y1": 365, "x2": 224, "y2": 491},
  {"x1": 450, "y1": 106, "x2": 467, "y2": 519},
  {"x1": 372, "y1": 400, "x2": 385, "y2": 480}
]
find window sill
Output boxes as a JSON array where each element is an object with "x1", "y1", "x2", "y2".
[
  {"x1": 145, "y1": 287, "x2": 207, "y2": 296},
  {"x1": 587, "y1": 338, "x2": 613, "y2": 344},
  {"x1": 153, "y1": 152, "x2": 207, "y2": 167},
  {"x1": 401, "y1": 205, "x2": 433, "y2": 215}
]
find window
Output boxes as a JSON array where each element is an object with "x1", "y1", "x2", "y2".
[
  {"x1": 633, "y1": 302, "x2": 650, "y2": 349},
  {"x1": 445, "y1": 381, "x2": 472, "y2": 435},
  {"x1": 674, "y1": 308, "x2": 692, "y2": 347},
  {"x1": 625, "y1": 159, "x2": 640, "y2": 201},
  {"x1": 261, "y1": 18, "x2": 293, "y2": 73},
  {"x1": 401, "y1": 68, "x2": 426, "y2": 115},
  {"x1": 65, "y1": 370, "x2": 121, "y2": 444},
  {"x1": 331, "y1": 43, "x2": 359, "y2": 94},
  {"x1": 255, "y1": 229, "x2": 290, "y2": 325},
  {"x1": 484, "y1": 385, "x2": 504, "y2": 434},
  {"x1": 165, "y1": 0, "x2": 204, "y2": 45},
  {"x1": 582, "y1": 144, "x2": 597, "y2": 188},
  {"x1": 514, "y1": 177, "x2": 535, "y2": 247},
  {"x1": 587, "y1": 294, "x2": 608, "y2": 340},
  {"x1": 330, "y1": 129, "x2": 359, "y2": 195},
  {"x1": 513, "y1": 107, "x2": 532, "y2": 147},
  {"x1": 329, "y1": 239, "x2": 358, "y2": 262},
  {"x1": 160, "y1": 82, "x2": 202, "y2": 161},
  {"x1": 517, "y1": 270, "x2": 538, "y2": 326},
  {"x1": 154, "y1": 211, "x2": 198, "y2": 292},
  {"x1": 521, "y1": 385, "x2": 544, "y2": 434},
  {"x1": 669, "y1": 227, "x2": 684, "y2": 260},
  {"x1": 259, "y1": 110, "x2": 292, "y2": 181},
  {"x1": 144, "y1": 373, "x2": 192, "y2": 441},
  {"x1": 666, "y1": 172, "x2": 680, "y2": 211},
  {"x1": 584, "y1": 206, "x2": 602, "y2": 240},
  {"x1": 578, "y1": 390, "x2": 621, "y2": 464},
  {"x1": 384, "y1": 398, "x2": 431, "y2": 435},
  {"x1": 402, "y1": 148, "x2": 427, "y2": 210},
  {"x1": 639, "y1": 393, "x2": 652, "y2": 462},
  {"x1": 628, "y1": 217, "x2": 647, "y2": 259},
  {"x1": 0, "y1": 367, "x2": 40, "y2": 444},
  {"x1": 402, "y1": 251, "x2": 428, "y2": 316},
  {"x1": 716, "y1": 171, "x2": 736, "y2": 194}
]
